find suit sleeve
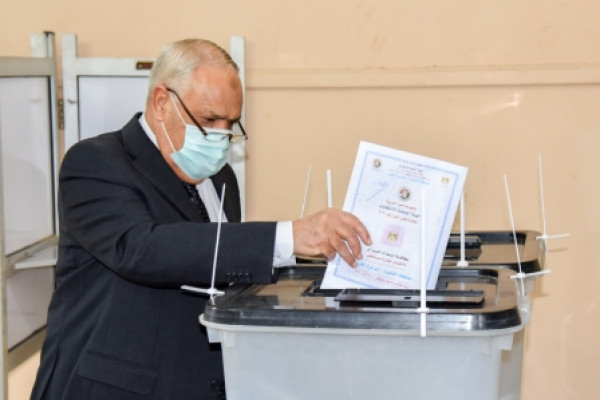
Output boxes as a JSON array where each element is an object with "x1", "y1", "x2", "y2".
[{"x1": 58, "y1": 137, "x2": 277, "y2": 288}]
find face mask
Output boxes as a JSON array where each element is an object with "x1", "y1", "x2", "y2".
[{"x1": 161, "y1": 95, "x2": 231, "y2": 180}]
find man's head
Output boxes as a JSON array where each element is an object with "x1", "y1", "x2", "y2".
[
  {"x1": 145, "y1": 39, "x2": 244, "y2": 183},
  {"x1": 147, "y1": 39, "x2": 239, "y2": 102}
]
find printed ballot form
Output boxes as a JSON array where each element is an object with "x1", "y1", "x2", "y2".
[{"x1": 321, "y1": 141, "x2": 468, "y2": 290}]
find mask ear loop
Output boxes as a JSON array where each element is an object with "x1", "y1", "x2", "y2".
[
  {"x1": 160, "y1": 92, "x2": 187, "y2": 153},
  {"x1": 160, "y1": 121, "x2": 177, "y2": 153},
  {"x1": 169, "y1": 92, "x2": 187, "y2": 125}
]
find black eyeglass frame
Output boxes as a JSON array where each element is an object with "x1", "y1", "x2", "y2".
[{"x1": 166, "y1": 87, "x2": 248, "y2": 143}]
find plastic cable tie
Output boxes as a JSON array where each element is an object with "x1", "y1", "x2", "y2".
[
  {"x1": 181, "y1": 285, "x2": 225, "y2": 297},
  {"x1": 510, "y1": 270, "x2": 551, "y2": 280}
]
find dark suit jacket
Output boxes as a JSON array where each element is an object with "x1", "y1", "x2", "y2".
[{"x1": 31, "y1": 114, "x2": 277, "y2": 400}]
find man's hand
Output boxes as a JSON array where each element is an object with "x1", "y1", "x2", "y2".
[{"x1": 292, "y1": 208, "x2": 372, "y2": 267}]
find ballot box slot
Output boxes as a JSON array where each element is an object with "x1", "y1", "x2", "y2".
[
  {"x1": 448, "y1": 231, "x2": 527, "y2": 246},
  {"x1": 302, "y1": 279, "x2": 449, "y2": 297},
  {"x1": 300, "y1": 268, "x2": 492, "y2": 308},
  {"x1": 302, "y1": 268, "x2": 498, "y2": 299},
  {"x1": 334, "y1": 288, "x2": 485, "y2": 309}
]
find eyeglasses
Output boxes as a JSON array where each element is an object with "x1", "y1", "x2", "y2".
[{"x1": 166, "y1": 87, "x2": 248, "y2": 143}]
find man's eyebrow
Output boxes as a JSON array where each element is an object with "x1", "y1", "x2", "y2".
[
  {"x1": 195, "y1": 110, "x2": 220, "y2": 120},
  {"x1": 201, "y1": 110, "x2": 241, "y2": 123}
]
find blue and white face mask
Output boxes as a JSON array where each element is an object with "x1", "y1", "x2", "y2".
[{"x1": 160, "y1": 94, "x2": 231, "y2": 180}]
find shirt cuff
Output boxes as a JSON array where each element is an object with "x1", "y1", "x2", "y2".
[{"x1": 273, "y1": 221, "x2": 295, "y2": 267}]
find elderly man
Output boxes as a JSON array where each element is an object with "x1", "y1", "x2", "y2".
[{"x1": 31, "y1": 38, "x2": 370, "y2": 400}]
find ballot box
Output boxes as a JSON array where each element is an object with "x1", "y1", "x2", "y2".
[{"x1": 200, "y1": 231, "x2": 543, "y2": 400}]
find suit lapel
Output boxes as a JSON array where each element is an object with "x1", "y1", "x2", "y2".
[{"x1": 121, "y1": 114, "x2": 203, "y2": 222}]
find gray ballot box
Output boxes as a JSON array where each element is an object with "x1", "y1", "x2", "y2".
[{"x1": 200, "y1": 230, "x2": 543, "y2": 400}]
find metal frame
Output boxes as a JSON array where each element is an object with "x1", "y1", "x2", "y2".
[{"x1": 0, "y1": 32, "x2": 60, "y2": 400}]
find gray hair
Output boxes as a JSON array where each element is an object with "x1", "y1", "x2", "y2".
[{"x1": 146, "y1": 38, "x2": 239, "y2": 104}]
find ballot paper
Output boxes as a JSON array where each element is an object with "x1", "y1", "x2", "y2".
[{"x1": 321, "y1": 141, "x2": 468, "y2": 290}]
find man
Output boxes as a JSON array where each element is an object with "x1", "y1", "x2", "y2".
[{"x1": 31, "y1": 39, "x2": 371, "y2": 399}]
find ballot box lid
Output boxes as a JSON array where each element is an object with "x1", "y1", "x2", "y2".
[{"x1": 203, "y1": 267, "x2": 523, "y2": 332}]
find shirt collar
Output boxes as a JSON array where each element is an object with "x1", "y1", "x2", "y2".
[{"x1": 139, "y1": 112, "x2": 159, "y2": 148}]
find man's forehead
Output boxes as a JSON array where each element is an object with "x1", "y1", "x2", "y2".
[
  {"x1": 181, "y1": 67, "x2": 243, "y2": 119},
  {"x1": 192, "y1": 65, "x2": 240, "y2": 85}
]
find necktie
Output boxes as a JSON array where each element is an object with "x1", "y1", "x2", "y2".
[{"x1": 181, "y1": 182, "x2": 211, "y2": 222}]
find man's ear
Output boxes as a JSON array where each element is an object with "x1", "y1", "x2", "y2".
[{"x1": 151, "y1": 86, "x2": 169, "y2": 120}]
